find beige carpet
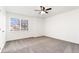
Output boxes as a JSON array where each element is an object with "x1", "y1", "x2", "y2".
[{"x1": 2, "y1": 36, "x2": 79, "y2": 53}]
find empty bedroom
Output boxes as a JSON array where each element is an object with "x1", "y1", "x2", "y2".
[{"x1": 0, "y1": 6, "x2": 79, "y2": 53}]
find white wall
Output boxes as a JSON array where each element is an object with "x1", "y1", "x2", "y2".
[
  {"x1": 0, "y1": 7, "x2": 6, "y2": 52},
  {"x1": 45, "y1": 9, "x2": 79, "y2": 44},
  {"x1": 6, "y1": 12, "x2": 43, "y2": 41},
  {"x1": 6, "y1": 8, "x2": 79, "y2": 44}
]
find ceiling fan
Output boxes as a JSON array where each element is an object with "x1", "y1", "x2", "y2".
[{"x1": 35, "y1": 6, "x2": 52, "y2": 15}]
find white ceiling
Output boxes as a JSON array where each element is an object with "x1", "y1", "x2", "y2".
[{"x1": 5, "y1": 6, "x2": 79, "y2": 18}]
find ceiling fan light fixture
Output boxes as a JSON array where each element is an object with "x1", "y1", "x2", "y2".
[
  {"x1": 35, "y1": 6, "x2": 52, "y2": 15},
  {"x1": 40, "y1": 11, "x2": 45, "y2": 15}
]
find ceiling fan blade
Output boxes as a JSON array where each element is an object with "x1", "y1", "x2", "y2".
[
  {"x1": 46, "y1": 8, "x2": 52, "y2": 10},
  {"x1": 45, "y1": 11, "x2": 48, "y2": 13},
  {"x1": 43, "y1": 7, "x2": 45, "y2": 11},
  {"x1": 35, "y1": 10, "x2": 41, "y2": 11},
  {"x1": 40, "y1": 6, "x2": 45, "y2": 11},
  {"x1": 40, "y1": 6, "x2": 43, "y2": 10}
]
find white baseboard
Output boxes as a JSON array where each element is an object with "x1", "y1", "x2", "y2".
[{"x1": 45, "y1": 35, "x2": 79, "y2": 44}]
